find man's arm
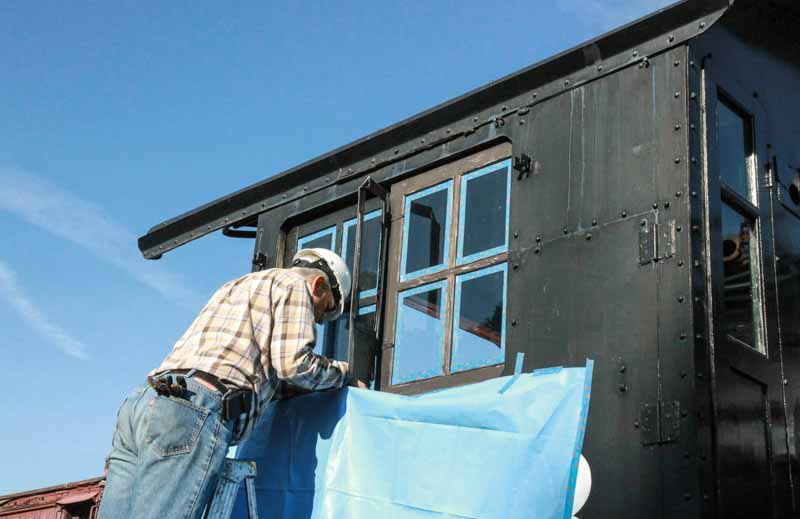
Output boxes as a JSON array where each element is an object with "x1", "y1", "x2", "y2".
[{"x1": 261, "y1": 277, "x2": 349, "y2": 390}]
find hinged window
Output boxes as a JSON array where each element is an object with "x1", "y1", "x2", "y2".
[
  {"x1": 383, "y1": 143, "x2": 512, "y2": 392},
  {"x1": 716, "y1": 93, "x2": 766, "y2": 354}
]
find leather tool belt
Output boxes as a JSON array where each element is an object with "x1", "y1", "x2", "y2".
[{"x1": 147, "y1": 369, "x2": 254, "y2": 422}]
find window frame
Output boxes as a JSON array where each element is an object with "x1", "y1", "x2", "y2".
[
  {"x1": 715, "y1": 91, "x2": 767, "y2": 355},
  {"x1": 381, "y1": 142, "x2": 513, "y2": 394},
  {"x1": 342, "y1": 209, "x2": 383, "y2": 299}
]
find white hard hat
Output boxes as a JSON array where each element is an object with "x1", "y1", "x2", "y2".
[{"x1": 291, "y1": 248, "x2": 352, "y2": 321}]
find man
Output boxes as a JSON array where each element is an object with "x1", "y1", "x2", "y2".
[{"x1": 98, "y1": 248, "x2": 364, "y2": 519}]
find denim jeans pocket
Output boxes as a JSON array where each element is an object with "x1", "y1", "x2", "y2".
[{"x1": 145, "y1": 395, "x2": 211, "y2": 457}]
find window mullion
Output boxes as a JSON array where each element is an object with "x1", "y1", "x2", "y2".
[{"x1": 443, "y1": 272, "x2": 456, "y2": 376}]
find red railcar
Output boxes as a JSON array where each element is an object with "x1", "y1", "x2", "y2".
[{"x1": 0, "y1": 477, "x2": 104, "y2": 519}]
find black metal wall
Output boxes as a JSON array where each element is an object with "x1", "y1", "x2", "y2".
[{"x1": 506, "y1": 47, "x2": 698, "y2": 518}]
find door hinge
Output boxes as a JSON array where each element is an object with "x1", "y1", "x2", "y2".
[
  {"x1": 639, "y1": 217, "x2": 676, "y2": 265},
  {"x1": 641, "y1": 400, "x2": 680, "y2": 446}
]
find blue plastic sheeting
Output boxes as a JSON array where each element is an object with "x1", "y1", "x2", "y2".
[{"x1": 233, "y1": 360, "x2": 593, "y2": 519}]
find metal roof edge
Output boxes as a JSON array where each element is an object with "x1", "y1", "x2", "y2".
[
  {"x1": 0, "y1": 476, "x2": 104, "y2": 508},
  {"x1": 138, "y1": 0, "x2": 733, "y2": 259}
]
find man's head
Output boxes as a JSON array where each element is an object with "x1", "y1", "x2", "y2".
[{"x1": 290, "y1": 248, "x2": 351, "y2": 324}]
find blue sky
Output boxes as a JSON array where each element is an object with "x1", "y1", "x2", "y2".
[{"x1": 0, "y1": 0, "x2": 673, "y2": 495}]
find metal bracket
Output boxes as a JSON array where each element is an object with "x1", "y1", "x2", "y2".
[
  {"x1": 641, "y1": 401, "x2": 680, "y2": 446},
  {"x1": 252, "y1": 252, "x2": 268, "y2": 271},
  {"x1": 513, "y1": 153, "x2": 532, "y2": 179}
]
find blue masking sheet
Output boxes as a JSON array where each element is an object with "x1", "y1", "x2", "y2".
[{"x1": 234, "y1": 360, "x2": 593, "y2": 519}]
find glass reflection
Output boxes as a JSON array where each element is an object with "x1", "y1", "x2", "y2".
[
  {"x1": 392, "y1": 282, "x2": 446, "y2": 384},
  {"x1": 721, "y1": 202, "x2": 763, "y2": 351},
  {"x1": 330, "y1": 306, "x2": 376, "y2": 362},
  {"x1": 718, "y1": 100, "x2": 752, "y2": 201},
  {"x1": 452, "y1": 265, "x2": 506, "y2": 373},
  {"x1": 403, "y1": 182, "x2": 451, "y2": 279},
  {"x1": 298, "y1": 226, "x2": 336, "y2": 252},
  {"x1": 459, "y1": 162, "x2": 509, "y2": 262},
  {"x1": 343, "y1": 211, "x2": 382, "y2": 298}
]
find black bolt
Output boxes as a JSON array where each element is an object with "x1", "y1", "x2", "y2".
[
  {"x1": 694, "y1": 259, "x2": 703, "y2": 267},
  {"x1": 676, "y1": 225, "x2": 682, "y2": 232},
  {"x1": 678, "y1": 260, "x2": 684, "y2": 267},
  {"x1": 700, "y1": 21, "x2": 706, "y2": 28},
  {"x1": 697, "y1": 372, "x2": 704, "y2": 379},
  {"x1": 634, "y1": 421, "x2": 640, "y2": 428},
  {"x1": 514, "y1": 231, "x2": 519, "y2": 238},
  {"x1": 511, "y1": 319, "x2": 518, "y2": 326},
  {"x1": 619, "y1": 365, "x2": 626, "y2": 373},
  {"x1": 684, "y1": 493, "x2": 692, "y2": 501},
  {"x1": 597, "y1": 65, "x2": 603, "y2": 72},
  {"x1": 694, "y1": 296, "x2": 701, "y2": 303},
  {"x1": 621, "y1": 210, "x2": 628, "y2": 218},
  {"x1": 513, "y1": 263, "x2": 519, "y2": 270},
  {"x1": 653, "y1": 202, "x2": 659, "y2": 209},
  {"x1": 641, "y1": 219, "x2": 648, "y2": 227},
  {"x1": 691, "y1": 190, "x2": 697, "y2": 197},
  {"x1": 534, "y1": 247, "x2": 541, "y2": 254},
  {"x1": 563, "y1": 227, "x2": 569, "y2": 235},
  {"x1": 669, "y1": 35, "x2": 675, "y2": 42},
  {"x1": 676, "y1": 191, "x2": 683, "y2": 198},
  {"x1": 533, "y1": 92, "x2": 538, "y2": 98},
  {"x1": 690, "y1": 92, "x2": 697, "y2": 99},
  {"x1": 690, "y1": 123, "x2": 696, "y2": 130},
  {"x1": 681, "y1": 410, "x2": 688, "y2": 417},
  {"x1": 501, "y1": 105, "x2": 507, "y2": 111},
  {"x1": 519, "y1": 119, "x2": 525, "y2": 125},
  {"x1": 564, "y1": 80, "x2": 570, "y2": 86},
  {"x1": 586, "y1": 234, "x2": 592, "y2": 241},
  {"x1": 665, "y1": 201, "x2": 671, "y2": 208},
  {"x1": 674, "y1": 91, "x2": 681, "y2": 98},
  {"x1": 674, "y1": 157, "x2": 682, "y2": 164},
  {"x1": 681, "y1": 371, "x2": 688, "y2": 378},
  {"x1": 632, "y1": 50, "x2": 638, "y2": 57},
  {"x1": 678, "y1": 296, "x2": 685, "y2": 303},
  {"x1": 692, "y1": 224, "x2": 699, "y2": 231},
  {"x1": 680, "y1": 332, "x2": 687, "y2": 340},
  {"x1": 535, "y1": 235, "x2": 541, "y2": 242},
  {"x1": 689, "y1": 60, "x2": 696, "y2": 67},
  {"x1": 674, "y1": 124, "x2": 681, "y2": 131},
  {"x1": 619, "y1": 384, "x2": 628, "y2": 392},
  {"x1": 473, "y1": 116, "x2": 479, "y2": 122},
  {"x1": 674, "y1": 60, "x2": 680, "y2": 66}
]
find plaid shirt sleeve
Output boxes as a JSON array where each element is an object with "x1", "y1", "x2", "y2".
[{"x1": 263, "y1": 275, "x2": 349, "y2": 391}]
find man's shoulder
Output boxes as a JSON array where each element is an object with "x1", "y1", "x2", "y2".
[{"x1": 243, "y1": 268, "x2": 307, "y2": 291}]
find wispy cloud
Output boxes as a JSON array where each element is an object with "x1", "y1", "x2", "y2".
[
  {"x1": 0, "y1": 260, "x2": 89, "y2": 360},
  {"x1": 557, "y1": 0, "x2": 675, "y2": 32},
  {"x1": 0, "y1": 166, "x2": 201, "y2": 308}
]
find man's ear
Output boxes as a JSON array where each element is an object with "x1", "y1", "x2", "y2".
[{"x1": 311, "y1": 275, "x2": 326, "y2": 297}]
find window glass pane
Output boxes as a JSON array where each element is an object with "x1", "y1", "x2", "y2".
[
  {"x1": 721, "y1": 202, "x2": 763, "y2": 352},
  {"x1": 451, "y1": 264, "x2": 507, "y2": 373},
  {"x1": 458, "y1": 161, "x2": 510, "y2": 263},
  {"x1": 298, "y1": 226, "x2": 336, "y2": 252},
  {"x1": 330, "y1": 305, "x2": 376, "y2": 362},
  {"x1": 298, "y1": 225, "x2": 337, "y2": 355},
  {"x1": 718, "y1": 100, "x2": 752, "y2": 200},
  {"x1": 401, "y1": 182, "x2": 452, "y2": 280},
  {"x1": 392, "y1": 281, "x2": 447, "y2": 384},
  {"x1": 343, "y1": 211, "x2": 382, "y2": 298}
]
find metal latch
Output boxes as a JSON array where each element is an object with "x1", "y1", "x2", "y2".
[
  {"x1": 513, "y1": 153, "x2": 532, "y2": 179},
  {"x1": 641, "y1": 401, "x2": 680, "y2": 446},
  {"x1": 639, "y1": 217, "x2": 676, "y2": 265}
]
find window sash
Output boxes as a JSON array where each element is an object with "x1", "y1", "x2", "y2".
[{"x1": 342, "y1": 209, "x2": 382, "y2": 299}]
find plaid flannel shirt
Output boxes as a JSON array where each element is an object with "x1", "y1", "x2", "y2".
[{"x1": 151, "y1": 268, "x2": 348, "y2": 425}]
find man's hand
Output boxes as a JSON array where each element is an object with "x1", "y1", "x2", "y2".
[{"x1": 349, "y1": 379, "x2": 369, "y2": 389}]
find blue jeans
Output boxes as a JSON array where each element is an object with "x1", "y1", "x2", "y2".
[{"x1": 98, "y1": 376, "x2": 236, "y2": 519}]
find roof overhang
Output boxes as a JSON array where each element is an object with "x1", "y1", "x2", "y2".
[{"x1": 138, "y1": 0, "x2": 733, "y2": 260}]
